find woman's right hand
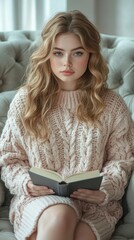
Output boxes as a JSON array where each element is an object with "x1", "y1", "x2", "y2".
[{"x1": 27, "y1": 180, "x2": 55, "y2": 196}]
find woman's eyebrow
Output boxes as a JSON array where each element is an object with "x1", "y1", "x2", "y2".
[{"x1": 53, "y1": 47, "x2": 84, "y2": 51}]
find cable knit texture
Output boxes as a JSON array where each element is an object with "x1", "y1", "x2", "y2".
[{"x1": 0, "y1": 88, "x2": 134, "y2": 240}]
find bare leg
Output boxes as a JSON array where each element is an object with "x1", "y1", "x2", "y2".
[
  {"x1": 74, "y1": 221, "x2": 97, "y2": 240},
  {"x1": 27, "y1": 206, "x2": 96, "y2": 240},
  {"x1": 28, "y1": 221, "x2": 96, "y2": 240},
  {"x1": 35, "y1": 204, "x2": 78, "y2": 240}
]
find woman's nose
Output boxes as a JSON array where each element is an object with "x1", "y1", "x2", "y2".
[
  {"x1": 64, "y1": 56, "x2": 72, "y2": 67},
  {"x1": 64, "y1": 63, "x2": 72, "y2": 67}
]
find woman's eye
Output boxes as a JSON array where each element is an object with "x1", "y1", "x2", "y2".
[
  {"x1": 53, "y1": 51, "x2": 63, "y2": 57},
  {"x1": 74, "y1": 51, "x2": 83, "y2": 56}
]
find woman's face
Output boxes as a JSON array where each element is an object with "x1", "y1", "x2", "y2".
[{"x1": 50, "y1": 33, "x2": 89, "y2": 90}]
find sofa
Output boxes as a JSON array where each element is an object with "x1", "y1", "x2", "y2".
[{"x1": 0, "y1": 30, "x2": 134, "y2": 240}]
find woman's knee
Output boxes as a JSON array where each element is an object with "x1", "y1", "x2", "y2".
[{"x1": 38, "y1": 204, "x2": 78, "y2": 230}]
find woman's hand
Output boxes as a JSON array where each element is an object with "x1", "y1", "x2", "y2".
[
  {"x1": 27, "y1": 180, "x2": 55, "y2": 197},
  {"x1": 70, "y1": 189, "x2": 106, "y2": 204}
]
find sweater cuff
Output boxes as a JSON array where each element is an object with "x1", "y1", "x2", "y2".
[
  {"x1": 99, "y1": 188, "x2": 109, "y2": 206},
  {"x1": 19, "y1": 173, "x2": 31, "y2": 196},
  {"x1": 99, "y1": 181, "x2": 115, "y2": 206}
]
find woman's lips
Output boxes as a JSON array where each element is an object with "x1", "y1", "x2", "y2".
[{"x1": 61, "y1": 70, "x2": 74, "y2": 76}]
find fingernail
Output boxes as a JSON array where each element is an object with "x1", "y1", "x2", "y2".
[{"x1": 50, "y1": 190, "x2": 55, "y2": 193}]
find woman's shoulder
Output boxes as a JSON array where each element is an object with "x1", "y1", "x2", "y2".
[
  {"x1": 9, "y1": 87, "x2": 28, "y2": 115},
  {"x1": 103, "y1": 89, "x2": 130, "y2": 116},
  {"x1": 11, "y1": 87, "x2": 28, "y2": 101},
  {"x1": 103, "y1": 89, "x2": 131, "y2": 120}
]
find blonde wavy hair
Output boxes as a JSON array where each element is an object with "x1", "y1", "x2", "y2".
[{"x1": 22, "y1": 10, "x2": 109, "y2": 140}]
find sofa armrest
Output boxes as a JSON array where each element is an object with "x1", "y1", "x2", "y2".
[
  {"x1": 0, "y1": 178, "x2": 5, "y2": 206},
  {"x1": 112, "y1": 171, "x2": 134, "y2": 239},
  {"x1": 0, "y1": 90, "x2": 16, "y2": 135}
]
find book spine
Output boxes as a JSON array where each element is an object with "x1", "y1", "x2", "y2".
[{"x1": 58, "y1": 183, "x2": 69, "y2": 197}]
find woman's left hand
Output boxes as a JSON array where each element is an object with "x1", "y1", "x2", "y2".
[{"x1": 70, "y1": 189, "x2": 106, "y2": 204}]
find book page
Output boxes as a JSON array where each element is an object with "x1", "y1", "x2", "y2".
[
  {"x1": 30, "y1": 167, "x2": 100, "y2": 184},
  {"x1": 30, "y1": 167, "x2": 63, "y2": 182},
  {"x1": 66, "y1": 170, "x2": 100, "y2": 183}
]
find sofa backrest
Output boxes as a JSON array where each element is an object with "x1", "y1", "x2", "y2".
[
  {"x1": 0, "y1": 30, "x2": 40, "y2": 92},
  {"x1": 100, "y1": 34, "x2": 134, "y2": 119}
]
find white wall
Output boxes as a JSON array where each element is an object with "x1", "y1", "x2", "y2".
[
  {"x1": 67, "y1": 0, "x2": 134, "y2": 37},
  {"x1": 67, "y1": 0, "x2": 96, "y2": 24},
  {"x1": 43, "y1": 0, "x2": 67, "y2": 22},
  {"x1": 1, "y1": 0, "x2": 134, "y2": 36},
  {"x1": 96, "y1": 0, "x2": 134, "y2": 37}
]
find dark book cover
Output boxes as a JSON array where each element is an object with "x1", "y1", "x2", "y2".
[{"x1": 29, "y1": 171, "x2": 103, "y2": 197}]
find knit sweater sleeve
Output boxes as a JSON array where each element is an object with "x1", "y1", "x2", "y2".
[
  {"x1": 100, "y1": 96, "x2": 134, "y2": 205},
  {"x1": 0, "y1": 89, "x2": 30, "y2": 196}
]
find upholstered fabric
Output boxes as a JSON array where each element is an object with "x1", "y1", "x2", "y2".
[
  {"x1": 0, "y1": 31, "x2": 40, "y2": 92},
  {"x1": 100, "y1": 34, "x2": 134, "y2": 120},
  {"x1": 0, "y1": 178, "x2": 5, "y2": 206},
  {"x1": 0, "y1": 91, "x2": 16, "y2": 135},
  {"x1": 0, "y1": 206, "x2": 15, "y2": 240},
  {"x1": 0, "y1": 31, "x2": 134, "y2": 240},
  {"x1": 112, "y1": 172, "x2": 134, "y2": 239}
]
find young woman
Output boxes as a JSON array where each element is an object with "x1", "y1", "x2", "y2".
[{"x1": 0, "y1": 10, "x2": 134, "y2": 240}]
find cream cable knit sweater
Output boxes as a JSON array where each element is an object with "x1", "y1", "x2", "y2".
[{"x1": 0, "y1": 88, "x2": 134, "y2": 240}]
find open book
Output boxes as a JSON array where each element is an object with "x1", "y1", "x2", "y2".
[{"x1": 29, "y1": 167, "x2": 103, "y2": 197}]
